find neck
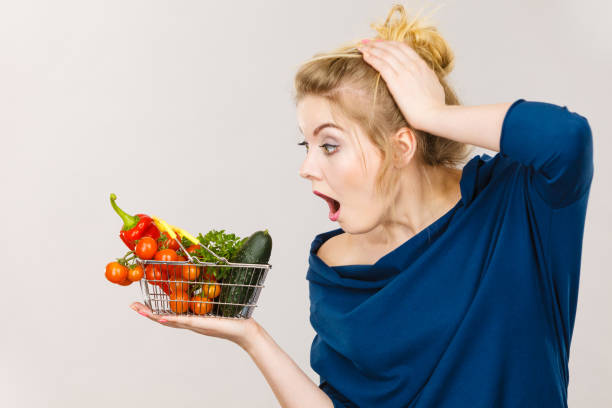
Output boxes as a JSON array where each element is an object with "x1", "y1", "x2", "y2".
[{"x1": 352, "y1": 162, "x2": 462, "y2": 251}]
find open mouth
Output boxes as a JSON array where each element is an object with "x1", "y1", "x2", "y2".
[{"x1": 313, "y1": 190, "x2": 341, "y2": 220}]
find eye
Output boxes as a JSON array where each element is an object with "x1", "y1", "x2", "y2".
[
  {"x1": 297, "y1": 140, "x2": 338, "y2": 155},
  {"x1": 319, "y1": 143, "x2": 338, "y2": 154}
]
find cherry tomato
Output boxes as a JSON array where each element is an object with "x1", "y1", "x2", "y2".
[
  {"x1": 106, "y1": 262, "x2": 128, "y2": 284},
  {"x1": 202, "y1": 283, "x2": 221, "y2": 299},
  {"x1": 154, "y1": 249, "x2": 178, "y2": 275},
  {"x1": 168, "y1": 279, "x2": 189, "y2": 294},
  {"x1": 182, "y1": 264, "x2": 200, "y2": 281},
  {"x1": 169, "y1": 291, "x2": 190, "y2": 314},
  {"x1": 128, "y1": 264, "x2": 144, "y2": 281},
  {"x1": 159, "y1": 231, "x2": 180, "y2": 251},
  {"x1": 135, "y1": 237, "x2": 157, "y2": 260},
  {"x1": 145, "y1": 264, "x2": 170, "y2": 294},
  {"x1": 186, "y1": 245, "x2": 201, "y2": 254},
  {"x1": 168, "y1": 257, "x2": 188, "y2": 293},
  {"x1": 170, "y1": 255, "x2": 187, "y2": 279},
  {"x1": 189, "y1": 295, "x2": 213, "y2": 315},
  {"x1": 145, "y1": 264, "x2": 162, "y2": 282},
  {"x1": 118, "y1": 278, "x2": 133, "y2": 286}
]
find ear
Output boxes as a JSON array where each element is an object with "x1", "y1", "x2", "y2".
[{"x1": 391, "y1": 127, "x2": 417, "y2": 168}]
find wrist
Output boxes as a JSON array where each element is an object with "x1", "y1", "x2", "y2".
[
  {"x1": 413, "y1": 104, "x2": 448, "y2": 133},
  {"x1": 238, "y1": 318, "x2": 265, "y2": 353}
]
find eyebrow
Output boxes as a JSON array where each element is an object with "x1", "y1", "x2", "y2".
[{"x1": 298, "y1": 122, "x2": 344, "y2": 139}]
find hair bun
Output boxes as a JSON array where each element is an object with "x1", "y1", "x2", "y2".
[{"x1": 369, "y1": 4, "x2": 454, "y2": 77}]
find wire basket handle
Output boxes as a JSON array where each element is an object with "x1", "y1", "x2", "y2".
[{"x1": 193, "y1": 242, "x2": 230, "y2": 264}]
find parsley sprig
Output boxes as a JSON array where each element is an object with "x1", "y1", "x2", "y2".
[{"x1": 180, "y1": 229, "x2": 247, "y2": 281}]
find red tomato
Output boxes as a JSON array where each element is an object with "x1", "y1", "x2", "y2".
[
  {"x1": 154, "y1": 249, "x2": 178, "y2": 275},
  {"x1": 135, "y1": 237, "x2": 157, "y2": 260},
  {"x1": 182, "y1": 264, "x2": 200, "y2": 281},
  {"x1": 169, "y1": 291, "x2": 189, "y2": 314},
  {"x1": 145, "y1": 264, "x2": 170, "y2": 295},
  {"x1": 118, "y1": 278, "x2": 133, "y2": 286},
  {"x1": 168, "y1": 279, "x2": 190, "y2": 294},
  {"x1": 189, "y1": 295, "x2": 213, "y2": 315},
  {"x1": 145, "y1": 262, "x2": 170, "y2": 294},
  {"x1": 159, "y1": 231, "x2": 180, "y2": 251},
  {"x1": 106, "y1": 262, "x2": 128, "y2": 284},
  {"x1": 128, "y1": 264, "x2": 144, "y2": 281},
  {"x1": 170, "y1": 255, "x2": 187, "y2": 279},
  {"x1": 186, "y1": 245, "x2": 201, "y2": 254},
  {"x1": 163, "y1": 249, "x2": 185, "y2": 282},
  {"x1": 145, "y1": 264, "x2": 162, "y2": 282},
  {"x1": 202, "y1": 283, "x2": 221, "y2": 299}
]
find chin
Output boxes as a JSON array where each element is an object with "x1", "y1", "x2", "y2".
[{"x1": 338, "y1": 215, "x2": 380, "y2": 236}]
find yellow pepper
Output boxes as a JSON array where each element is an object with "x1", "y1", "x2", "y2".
[
  {"x1": 151, "y1": 216, "x2": 199, "y2": 246},
  {"x1": 172, "y1": 226, "x2": 199, "y2": 246},
  {"x1": 151, "y1": 216, "x2": 177, "y2": 240}
]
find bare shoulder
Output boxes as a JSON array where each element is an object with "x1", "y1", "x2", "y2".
[{"x1": 316, "y1": 233, "x2": 349, "y2": 267}]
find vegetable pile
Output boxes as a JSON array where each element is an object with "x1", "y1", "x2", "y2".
[{"x1": 105, "y1": 193, "x2": 272, "y2": 317}]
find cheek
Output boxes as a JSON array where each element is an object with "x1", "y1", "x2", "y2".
[
  {"x1": 331, "y1": 152, "x2": 380, "y2": 203},
  {"x1": 326, "y1": 153, "x2": 365, "y2": 196}
]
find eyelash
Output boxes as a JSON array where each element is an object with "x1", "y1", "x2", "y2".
[{"x1": 297, "y1": 141, "x2": 339, "y2": 155}]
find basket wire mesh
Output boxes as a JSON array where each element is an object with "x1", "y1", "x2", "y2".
[{"x1": 137, "y1": 235, "x2": 271, "y2": 319}]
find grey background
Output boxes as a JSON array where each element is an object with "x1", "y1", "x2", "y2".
[{"x1": 1, "y1": 0, "x2": 610, "y2": 406}]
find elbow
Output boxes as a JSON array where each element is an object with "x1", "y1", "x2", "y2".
[
  {"x1": 557, "y1": 113, "x2": 594, "y2": 193},
  {"x1": 573, "y1": 114, "x2": 592, "y2": 153},
  {"x1": 558, "y1": 113, "x2": 593, "y2": 169}
]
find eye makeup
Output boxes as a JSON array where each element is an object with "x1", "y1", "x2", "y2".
[{"x1": 297, "y1": 140, "x2": 339, "y2": 155}]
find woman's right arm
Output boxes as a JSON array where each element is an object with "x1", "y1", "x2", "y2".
[{"x1": 241, "y1": 323, "x2": 334, "y2": 408}]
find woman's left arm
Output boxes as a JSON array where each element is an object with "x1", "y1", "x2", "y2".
[
  {"x1": 413, "y1": 102, "x2": 514, "y2": 152},
  {"x1": 357, "y1": 39, "x2": 513, "y2": 151},
  {"x1": 417, "y1": 100, "x2": 593, "y2": 209},
  {"x1": 358, "y1": 40, "x2": 594, "y2": 208},
  {"x1": 416, "y1": 99, "x2": 594, "y2": 209}
]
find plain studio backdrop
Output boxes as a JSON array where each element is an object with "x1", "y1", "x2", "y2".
[{"x1": 1, "y1": 1, "x2": 610, "y2": 407}]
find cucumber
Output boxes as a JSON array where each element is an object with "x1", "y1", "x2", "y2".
[{"x1": 219, "y1": 229, "x2": 272, "y2": 317}]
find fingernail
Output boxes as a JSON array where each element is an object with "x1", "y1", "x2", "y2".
[
  {"x1": 159, "y1": 319, "x2": 167, "y2": 322},
  {"x1": 138, "y1": 311, "x2": 148, "y2": 317},
  {"x1": 361, "y1": 38, "x2": 370, "y2": 44}
]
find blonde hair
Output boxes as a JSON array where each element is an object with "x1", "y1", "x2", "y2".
[{"x1": 292, "y1": 3, "x2": 472, "y2": 198}]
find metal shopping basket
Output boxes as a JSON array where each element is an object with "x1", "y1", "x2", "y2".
[{"x1": 136, "y1": 234, "x2": 271, "y2": 319}]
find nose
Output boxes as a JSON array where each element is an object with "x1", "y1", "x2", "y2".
[{"x1": 299, "y1": 150, "x2": 321, "y2": 180}]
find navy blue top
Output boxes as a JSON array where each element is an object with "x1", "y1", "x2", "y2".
[{"x1": 306, "y1": 99, "x2": 594, "y2": 407}]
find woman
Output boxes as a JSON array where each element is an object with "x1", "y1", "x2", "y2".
[{"x1": 130, "y1": 5, "x2": 594, "y2": 407}]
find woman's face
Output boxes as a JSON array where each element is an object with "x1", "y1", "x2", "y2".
[{"x1": 297, "y1": 95, "x2": 388, "y2": 234}]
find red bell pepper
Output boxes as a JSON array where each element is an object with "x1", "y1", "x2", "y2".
[{"x1": 110, "y1": 193, "x2": 160, "y2": 250}]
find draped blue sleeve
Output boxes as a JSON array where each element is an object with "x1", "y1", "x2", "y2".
[
  {"x1": 498, "y1": 98, "x2": 595, "y2": 360},
  {"x1": 499, "y1": 98, "x2": 594, "y2": 209}
]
